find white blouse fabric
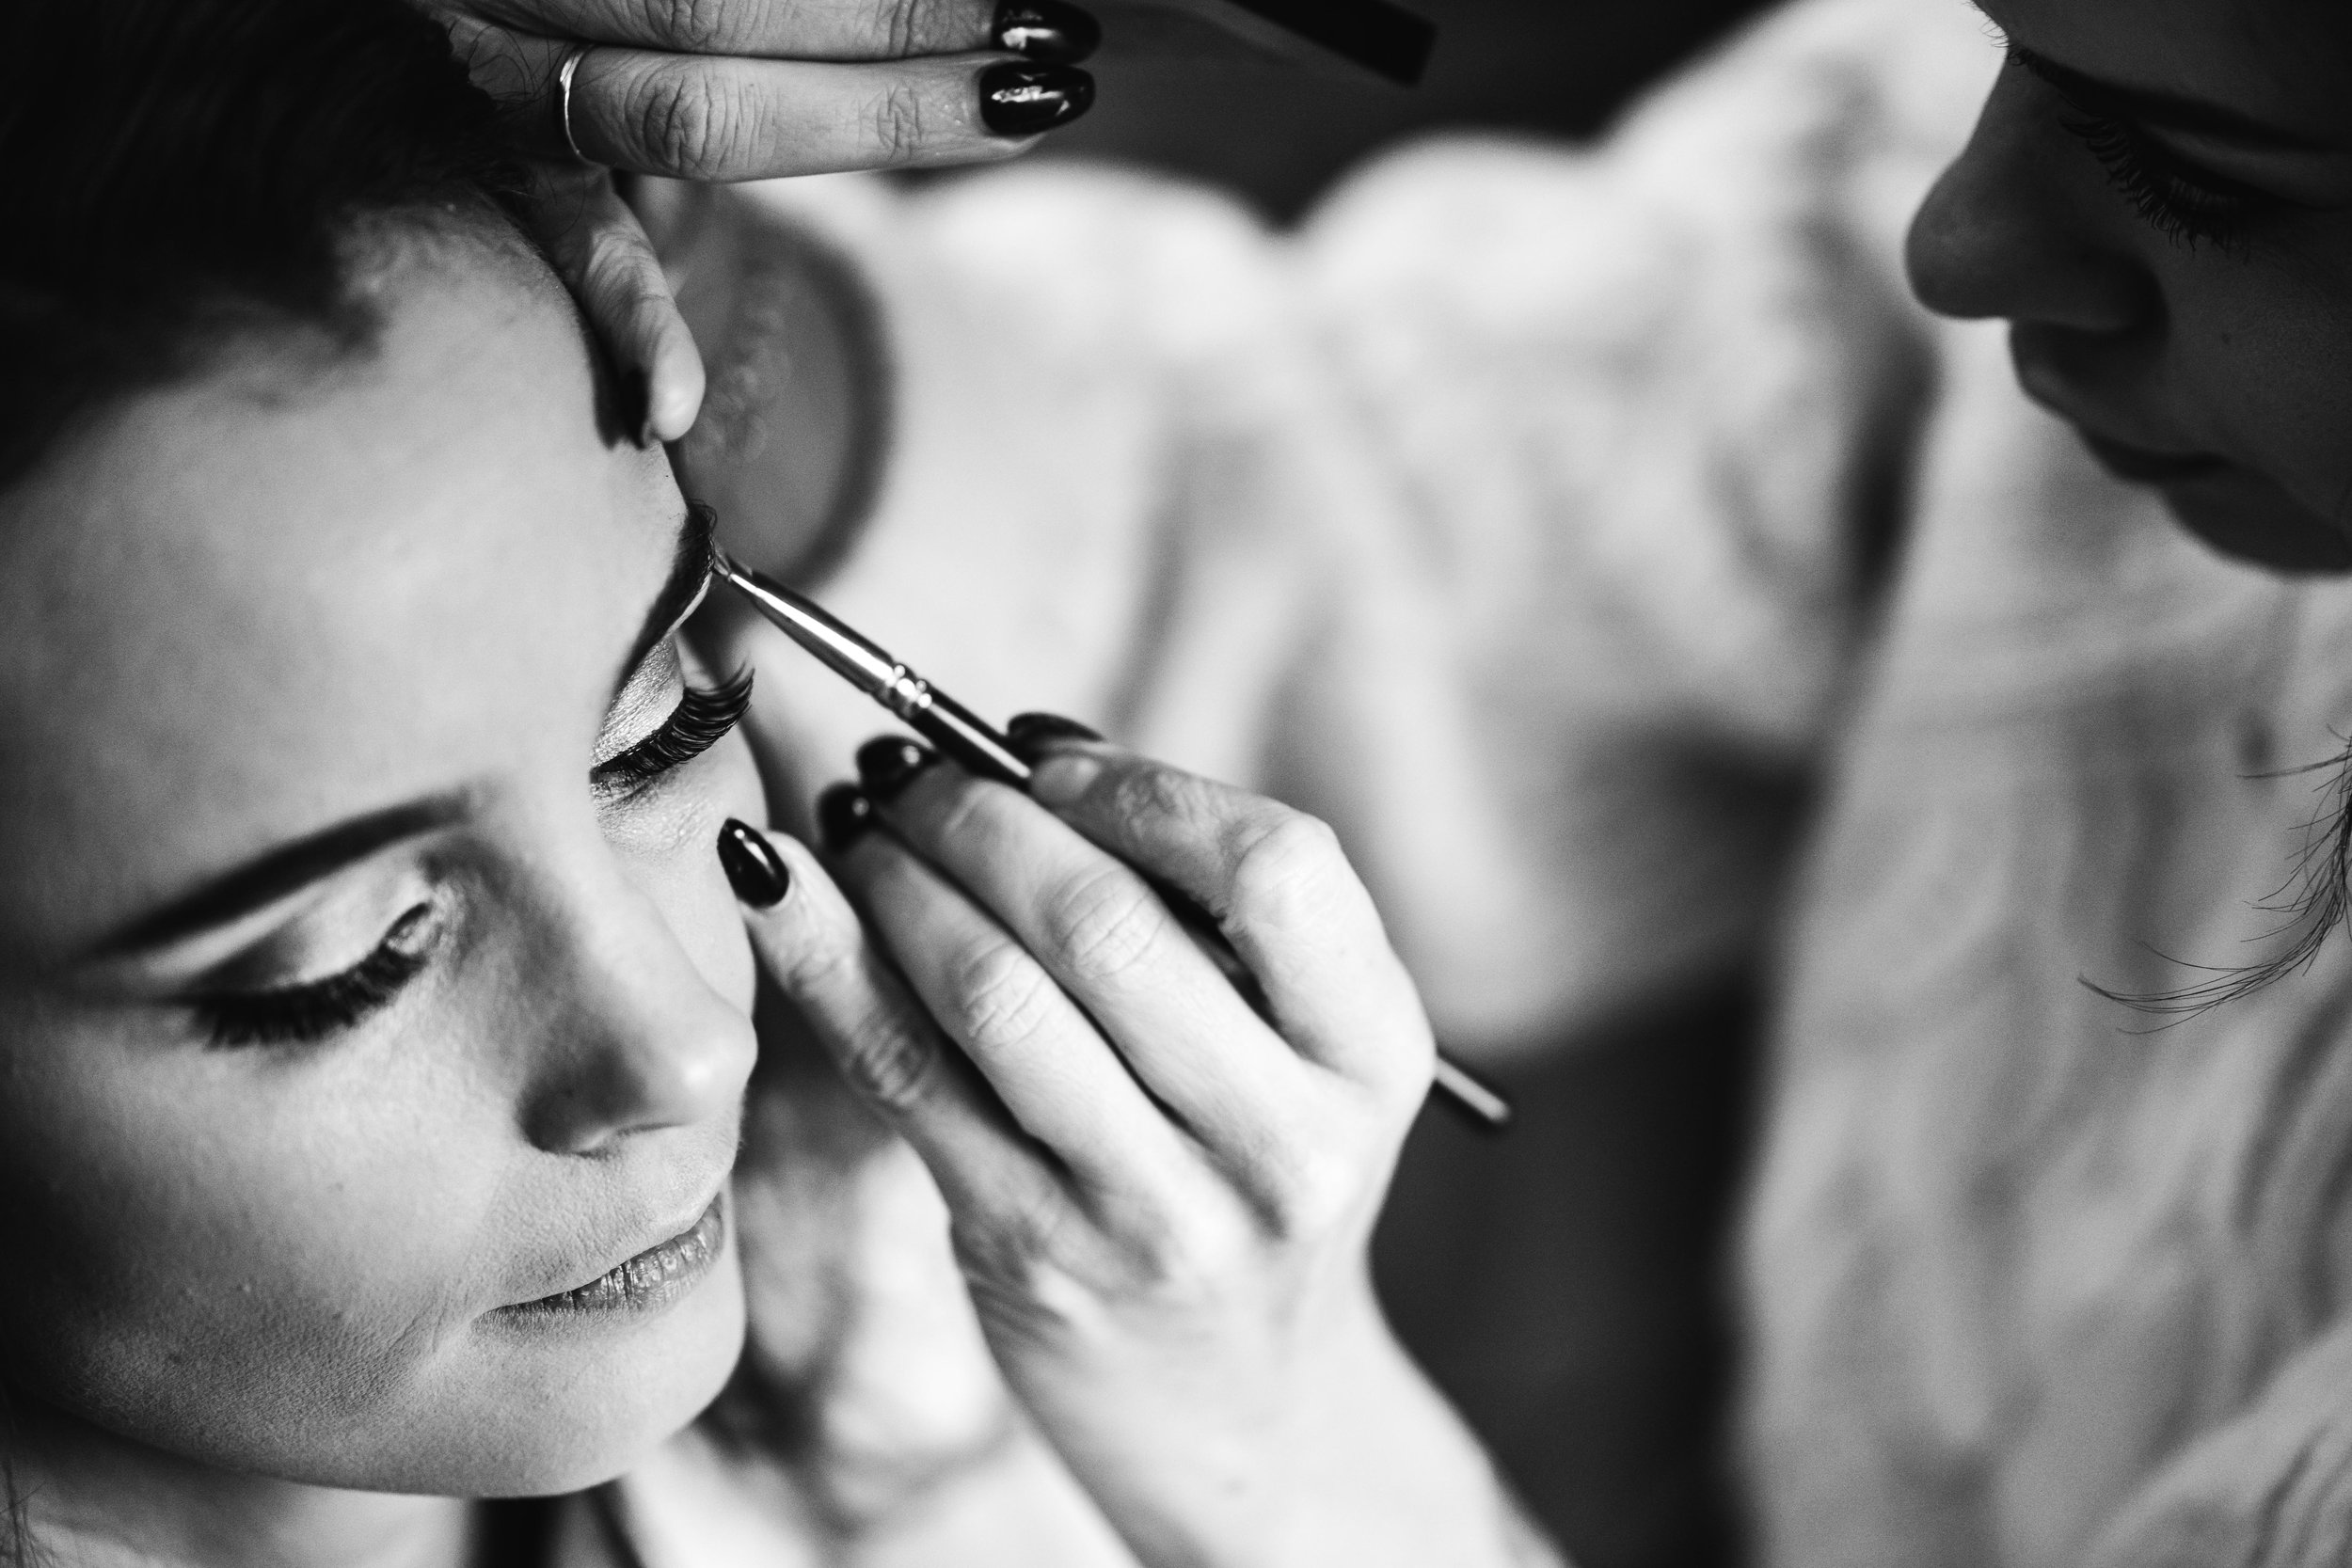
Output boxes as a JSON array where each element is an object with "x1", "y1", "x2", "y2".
[{"x1": 622, "y1": 0, "x2": 2352, "y2": 1561}]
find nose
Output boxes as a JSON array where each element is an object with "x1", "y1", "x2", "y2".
[
  {"x1": 518, "y1": 874, "x2": 757, "y2": 1156},
  {"x1": 1904, "y1": 66, "x2": 2154, "y2": 333}
]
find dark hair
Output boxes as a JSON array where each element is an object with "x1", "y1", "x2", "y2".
[
  {"x1": 0, "y1": 2, "x2": 535, "y2": 1555},
  {"x1": 0, "y1": 0, "x2": 535, "y2": 491}
]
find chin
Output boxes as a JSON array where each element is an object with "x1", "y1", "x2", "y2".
[
  {"x1": 356, "y1": 1239, "x2": 752, "y2": 1498},
  {"x1": 2148, "y1": 466, "x2": 2352, "y2": 575}
]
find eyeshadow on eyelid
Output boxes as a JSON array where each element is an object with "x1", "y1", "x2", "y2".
[{"x1": 592, "y1": 638, "x2": 687, "y2": 769}]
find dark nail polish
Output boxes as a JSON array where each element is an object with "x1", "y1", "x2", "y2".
[
  {"x1": 855, "y1": 736, "x2": 940, "y2": 804},
  {"x1": 978, "y1": 62, "x2": 1094, "y2": 137},
  {"x1": 1005, "y1": 711, "x2": 1103, "y2": 762},
  {"x1": 993, "y1": 0, "x2": 1101, "y2": 63},
  {"x1": 717, "y1": 818, "x2": 791, "y2": 908},
  {"x1": 817, "y1": 784, "x2": 877, "y2": 854}
]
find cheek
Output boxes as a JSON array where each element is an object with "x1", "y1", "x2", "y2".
[
  {"x1": 0, "y1": 996, "x2": 520, "y2": 1457},
  {"x1": 2163, "y1": 221, "x2": 2352, "y2": 515},
  {"x1": 624, "y1": 730, "x2": 767, "y2": 1015}
]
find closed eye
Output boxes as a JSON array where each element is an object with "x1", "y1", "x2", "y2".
[
  {"x1": 195, "y1": 903, "x2": 437, "y2": 1049},
  {"x1": 592, "y1": 667, "x2": 754, "y2": 795},
  {"x1": 2059, "y1": 105, "x2": 2269, "y2": 252}
]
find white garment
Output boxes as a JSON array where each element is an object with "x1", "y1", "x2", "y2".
[{"x1": 624, "y1": 0, "x2": 2352, "y2": 1561}]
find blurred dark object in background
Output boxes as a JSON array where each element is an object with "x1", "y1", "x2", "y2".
[
  {"x1": 1376, "y1": 983, "x2": 1758, "y2": 1568},
  {"x1": 1038, "y1": 0, "x2": 1779, "y2": 219}
]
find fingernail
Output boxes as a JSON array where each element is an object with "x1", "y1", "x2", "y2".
[
  {"x1": 1005, "y1": 711, "x2": 1103, "y2": 763},
  {"x1": 993, "y1": 0, "x2": 1101, "y2": 63},
  {"x1": 978, "y1": 63, "x2": 1095, "y2": 137},
  {"x1": 855, "y1": 736, "x2": 939, "y2": 804},
  {"x1": 817, "y1": 784, "x2": 877, "y2": 854},
  {"x1": 717, "y1": 818, "x2": 791, "y2": 908}
]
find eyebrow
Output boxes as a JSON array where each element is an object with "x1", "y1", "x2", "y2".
[
  {"x1": 2009, "y1": 42, "x2": 2338, "y2": 153},
  {"x1": 96, "y1": 511, "x2": 715, "y2": 961},
  {"x1": 98, "y1": 793, "x2": 469, "y2": 957},
  {"x1": 618, "y1": 504, "x2": 718, "y2": 696}
]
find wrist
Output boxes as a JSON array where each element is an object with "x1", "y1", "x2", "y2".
[{"x1": 1262, "y1": 1306, "x2": 1555, "y2": 1568}]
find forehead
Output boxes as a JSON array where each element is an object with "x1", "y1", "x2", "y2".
[
  {"x1": 1984, "y1": 0, "x2": 2352, "y2": 140},
  {"x1": 0, "y1": 253, "x2": 678, "y2": 965}
]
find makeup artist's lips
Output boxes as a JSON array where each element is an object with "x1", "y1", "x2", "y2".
[
  {"x1": 2074, "y1": 429, "x2": 2230, "y2": 486},
  {"x1": 2008, "y1": 348, "x2": 2228, "y2": 486},
  {"x1": 497, "y1": 1195, "x2": 726, "y2": 1320}
]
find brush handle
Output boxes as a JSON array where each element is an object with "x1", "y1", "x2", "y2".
[{"x1": 712, "y1": 558, "x2": 1510, "y2": 1132}]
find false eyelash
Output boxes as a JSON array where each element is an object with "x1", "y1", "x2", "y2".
[
  {"x1": 198, "y1": 905, "x2": 435, "y2": 1049},
  {"x1": 2088, "y1": 739, "x2": 2352, "y2": 1023},
  {"x1": 594, "y1": 668, "x2": 755, "y2": 791},
  {"x1": 2060, "y1": 110, "x2": 2262, "y2": 252}
]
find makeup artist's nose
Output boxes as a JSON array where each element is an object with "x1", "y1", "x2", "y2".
[
  {"x1": 1906, "y1": 68, "x2": 2154, "y2": 333},
  {"x1": 519, "y1": 881, "x2": 755, "y2": 1155}
]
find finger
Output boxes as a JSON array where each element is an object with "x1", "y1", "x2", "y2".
[
  {"x1": 729, "y1": 826, "x2": 1072, "y2": 1229},
  {"x1": 448, "y1": 0, "x2": 1018, "y2": 61},
  {"x1": 860, "y1": 741, "x2": 1314, "y2": 1155},
  {"x1": 1024, "y1": 745, "x2": 1432, "y2": 1096},
  {"x1": 450, "y1": 20, "x2": 1091, "y2": 179},
  {"x1": 821, "y1": 792, "x2": 1200, "y2": 1202},
  {"x1": 520, "y1": 165, "x2": 707, "y2": 441},
  {"x1": 579, "y1": 49, "x2": 1091, "y2": 177}
]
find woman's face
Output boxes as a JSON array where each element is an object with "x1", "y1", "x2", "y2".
[
  {"x1": 1907, "y1": 0, "x2": 2352, "y2": 570},
  {"x1": 0, "y1": 234, "x2": 761, "y2": 1497}
]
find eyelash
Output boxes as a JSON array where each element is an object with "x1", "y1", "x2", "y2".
[
  {"x1": 194, "y1": 667, "x2": 754, "y2": 1050},
  {"x1": 592, "y1": 667, "x2": 755, "y2": 793},
  {"x1": 2058, "y1": 108, "x2": 2265, "y2": 252},
  {"x1": 197, "y1": 905, "x2": 436, "y2": 1049}
]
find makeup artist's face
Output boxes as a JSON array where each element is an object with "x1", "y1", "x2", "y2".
[
  {"x1": 1906, "y1": 0, "x2": 2352, "y2": 571},
  {"x1": 0, "y1": 237, "x2": 761, "y2": 1495}
]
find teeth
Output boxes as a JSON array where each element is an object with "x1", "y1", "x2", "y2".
[{"x1": 517, "y1": 1198, "x2": 723, "y2": 1313}]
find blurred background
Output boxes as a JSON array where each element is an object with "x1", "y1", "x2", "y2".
[
  {"x1": 1034, "y1": 5, "x2": 1780, "y2": 1564},
  {"x1": 1041, "y1": 0, "x2": 1775, "y2": 220}
]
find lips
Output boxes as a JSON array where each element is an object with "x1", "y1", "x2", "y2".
[
  {"x1": 498, "y1": 1194, "x2": 727, "y2": 1319},
  {"x1": 2007, "y1": 333, "x2": 2227, "y2": 487},
  {"x1": 2071, "y1": 429, "x2": 2229, "y2": 485}
]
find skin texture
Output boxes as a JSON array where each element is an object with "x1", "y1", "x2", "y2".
[
  {"x1": 1907, "y1": 0, "x2": 2352, "y2": 570},
  {"x1": 0, "y1": 208, "x2": 1549, "y2": 1568},
  {"x1": 422, "y1": 0, "x2": 1076, "y2": 441},
  {"x1": 0, "y1": 230, "x2": 762, "y2": 1560}
]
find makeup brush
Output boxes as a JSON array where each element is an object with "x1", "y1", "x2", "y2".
[{"x1": 712, "y1": 546, "x2": 1513, "y2": 1132}]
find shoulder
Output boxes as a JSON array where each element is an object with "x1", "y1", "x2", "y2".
[{"x1": 1301, "y1": 0, "x2": 1996, "y2": 336}]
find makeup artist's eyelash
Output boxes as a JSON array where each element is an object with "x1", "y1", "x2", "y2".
[
  {"x1": 593, "y1": 668, "x2": 755, "y2": 793},
  {"x1": 196, "y1": 905, "x2": 436, "y2": 1049},
  {"x1": 2058, "y1": 108, "x2": 2265, "y2": 252}
]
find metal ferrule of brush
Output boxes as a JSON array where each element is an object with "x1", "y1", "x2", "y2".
[{"x1": 710, "y1": 546, "x2": 1510, "y2": 1132}]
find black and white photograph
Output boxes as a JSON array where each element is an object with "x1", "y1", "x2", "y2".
[{"x1": 2, "y1": 0, "x2": 2347, "y2": 1562}]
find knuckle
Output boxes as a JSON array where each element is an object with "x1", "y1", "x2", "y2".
[
  {"x1": 1260, "y1": 1142, "x2": 1364, "y2": 1242},
  {"x1": 633, "y1": 66, "x2": 751, "y2": 179},
  {"x1": 841, "y1": 1015, "x2": 940, "y2": 1113},
  {"x1": 1126, "y1": 1204, "x2": 1254, "y2": 1303},
  {"x1": 865, "y1": 76, "x2": 931, "y2": 164},
  {"x1": 1106, "y1": 760, "x2": 1202, "y2": 832},
  {"x1": 945, "y1": 940, "x2": 1060, "y2": 1055},
  {"x1": 868, "y1": 0, "x2": 949, "y2": 56},
  {"x1": 1226, "y1": 810, "x2": 1347, "y2": 927},
  {"x1": 1041, "y1": 868, "x2": 1166, "y2": 985},
  {"x1": 638, "y1": 0, "x2": 738, "y2": 54},
  {"x1": 949, "y1": 1199, "x2": 1076, "y2": 1309}
]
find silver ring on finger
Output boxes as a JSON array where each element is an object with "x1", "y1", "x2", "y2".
[{"x1": 555, "y1": 43, "x2": 597, "y2": 165}]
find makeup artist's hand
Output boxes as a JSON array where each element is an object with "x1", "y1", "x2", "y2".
[
  {"x1": 411, "y1": 0, "x2": 1101, "y2": 440},
  {"x1": 722, "y1": 731, "x2": 1557, "y2": 1568}
]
